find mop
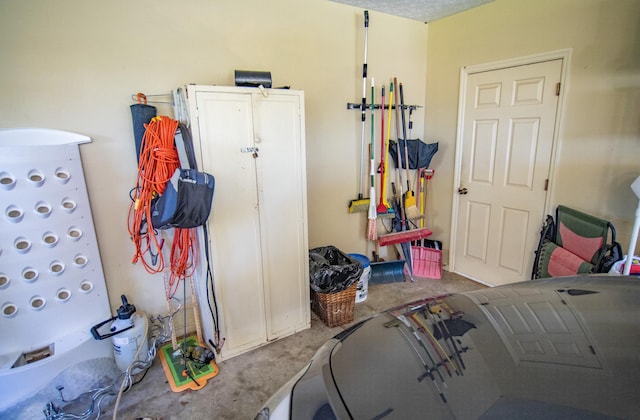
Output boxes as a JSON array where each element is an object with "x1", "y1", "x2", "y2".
[{"x1": 349, "y1": 10, "x2": 370, "y2": 213}]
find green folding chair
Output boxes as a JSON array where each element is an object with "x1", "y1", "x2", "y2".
[{"x1": 532, "y1": 205, "x2": 622, "y2": 279}]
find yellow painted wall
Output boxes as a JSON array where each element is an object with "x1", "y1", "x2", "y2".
[
  {"x1": 0, "y1": 0, "x2": 427, "y2": 315},
  {"x1": 1, "y1": 0, "x2": 637, "y2": 317},
  {"x1": 425, "y1": 0, "x2": 640, "y2": 262}
]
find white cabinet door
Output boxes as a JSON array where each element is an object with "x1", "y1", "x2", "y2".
[
  {"x1": 190, "y1": 86, "x2": 309, "y2": 360},
  {"x1": 252, "y1": 93, "x2": 309, "y2": 340},
  {"x1": 195, "y1": 90, "x2": 267, "y2": 359}
]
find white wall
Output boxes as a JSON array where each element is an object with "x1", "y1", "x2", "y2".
[
  {"x1": 425, "y1": 0, "x2": 640, "y2": 259},
  {"x1": 0, "y1": 0, "x2": 428, "y2": 316}
]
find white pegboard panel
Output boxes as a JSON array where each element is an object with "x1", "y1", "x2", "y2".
[{"x1": 0, "y1": 128, "x2": 112, "y2": 410}]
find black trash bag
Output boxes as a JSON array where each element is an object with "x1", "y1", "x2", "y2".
[
  {"x1": 309, "y1": 246, "x2": 363, "y2": 293},
  {"x1": 389, "y1": 139, "x2": 438, "y2": 170}
]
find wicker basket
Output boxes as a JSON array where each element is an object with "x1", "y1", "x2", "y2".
[{"x1": 311, "y1": 282, "x2": 357, "y2": 328}]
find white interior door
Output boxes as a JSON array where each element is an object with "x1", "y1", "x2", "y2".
[{"x1": 452, "y1": 59, "x2": 563, "y2": 286}]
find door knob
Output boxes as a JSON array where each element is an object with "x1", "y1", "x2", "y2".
[{"x1": 458, "y1": 187, "x2": 468, "y2": 195}]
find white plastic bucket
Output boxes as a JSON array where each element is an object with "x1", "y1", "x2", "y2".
[
  {"x1": 111, "y1": 313, "x2": 149, "y2": 373},
  {"x1": 348, "y1": 253, "x2": 371, "y2": 303}
]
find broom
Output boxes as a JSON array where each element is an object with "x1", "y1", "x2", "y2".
[
  {"x1": 367, "y1": 78, "x2": 378, "y2": 241},
  {"x1": 349, "y1": 10, "x2": 370, "y2": 213},
  {"x1": 392, "y1": 78, "x2": 406, "y2": 221},
  {"x1": 383, "y1": 81, "x2": 394, "y2": 213},
  {"x1": 399, "y1": 82, "x2": 421, "y2": 220},
  {"x1": 376, "y1": 85, "x2": 389, "y2": 214}
]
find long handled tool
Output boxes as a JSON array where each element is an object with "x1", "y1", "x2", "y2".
[
  {"x1": 391, "y1": 79, "x2": 415, "y2": 280},
  {"x1": 367, "y1": 78, "x2": 378, "y2": 240},
  {"x1": 384, "y1": 82, "x2": 394, "y2": 212},
  {"x1": 418, "y1": 169, "x2": 425, "y2": 229},
  {"x1": 419, "y1": 169, "x2": 435, "y2": 229},
  {"x1": 399, "y1": 83, "x2": 421, "y2": 220},
  {"x1": 377, "y1": 82, "x2": 394, "y2": 215},
  {"x1": 349, "y1": 10, "x2": 370, "y2": 213},
  {"x1": 392, "y1": 78, "x2": 405, "y2": 221},
  {"x1": 376, "y1": 85, "x2": 387, "y2": 214}
]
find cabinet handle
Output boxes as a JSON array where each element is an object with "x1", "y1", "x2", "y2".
[{"x1": 240, "y1": 147, "x2": 259, "y2": 158}]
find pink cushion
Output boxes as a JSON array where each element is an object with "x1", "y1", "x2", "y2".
[
  {"x1": 548, "y1": 245, "x2": 592, "y2": 277},
  {"x1": 559, "y1": 222, "x2": 604, "y2": 263}
]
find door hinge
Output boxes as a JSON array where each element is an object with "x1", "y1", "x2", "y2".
[
  {"x1": 544, "y1": 179, "x2": 549, "y2": 191},
  {"x1": 555, "y1": 83, "x2": 561, "y2": 96}
]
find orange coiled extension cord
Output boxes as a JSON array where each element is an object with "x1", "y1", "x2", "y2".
[
  {"x1": 128, "y1": 116, "x2": 196, "y2": 296},
  {"x1": 167, "y1": 228, "x2": 198, "y2": 297}
]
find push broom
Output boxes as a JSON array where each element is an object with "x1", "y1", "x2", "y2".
[{"x1": 349, "y1": 10, "x2": 370, "y2": 213}]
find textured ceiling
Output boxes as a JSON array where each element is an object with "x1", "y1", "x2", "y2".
[{"x1": 328, "y1": 0, "x2": 494, "y2": 23}]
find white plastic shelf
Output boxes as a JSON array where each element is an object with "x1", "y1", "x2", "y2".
[{"x1": 0, "y1": 128, "x2": 112, "y2": 411}]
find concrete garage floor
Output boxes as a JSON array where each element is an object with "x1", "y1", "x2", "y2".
[{"x1": 100, "y1": 272, "x2": 483, "y2": 420}]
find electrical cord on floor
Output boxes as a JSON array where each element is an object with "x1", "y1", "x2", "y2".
[
  {"x1": 202, "y1": 225, "x2": 223, "y2": 354},
  {"x1": 43, "y1": 385, "x2": 116, "y2": 420},
  {"x1": 43, "y1": 302, "x2": 180, "y2": 420}
]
